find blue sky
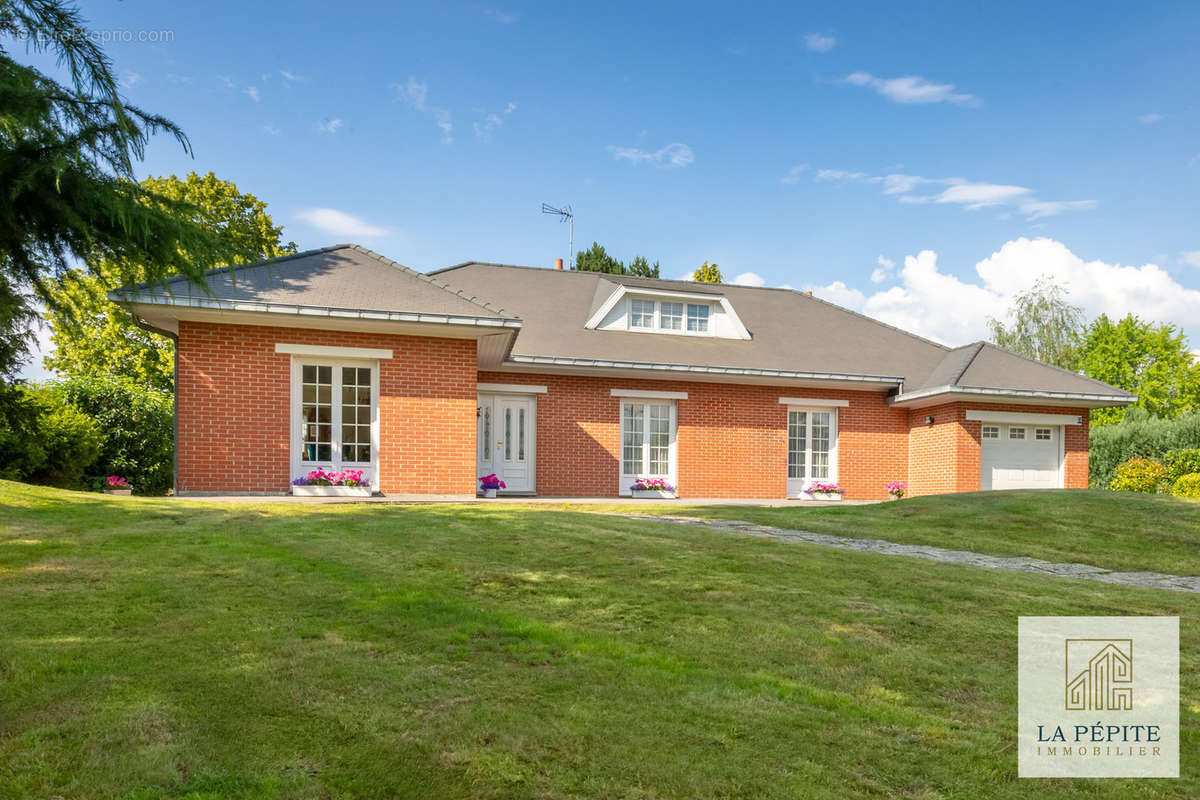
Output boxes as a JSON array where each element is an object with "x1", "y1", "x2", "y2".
[{"x1": 16, "y1": 1, "x2": 1200, "y2": 377}]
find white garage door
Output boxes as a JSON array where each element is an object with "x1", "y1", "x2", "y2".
[{"x1": 980, "y1": 423, "x2": 1062, "y2": 490}]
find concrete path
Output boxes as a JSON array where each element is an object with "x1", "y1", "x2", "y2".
[{"x1": 623, "y1": 514, "x2": 1200, "y2": 594}]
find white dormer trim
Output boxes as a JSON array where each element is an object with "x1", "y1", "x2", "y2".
[{"x1": 583, "y1": 283, "x2": 751, "y2": 340}]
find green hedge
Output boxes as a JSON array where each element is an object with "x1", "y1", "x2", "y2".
[
  {"x1": 0, "y1": 378, "x2": 174, "y2": 495},
  {"x1": 1089, "y1": 410, "x2": 1200, "y2": 488},
  {"x1": 1172, "y1": 473, "x2": 1200, "y2": 499}
]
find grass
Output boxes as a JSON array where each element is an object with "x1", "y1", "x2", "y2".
[
  {"x1": 0, "y1": 480, "x2": 1197, "y2": 798},
  {"x1": 655, "y1": 489, "x2": 1200, "y2": 576}
]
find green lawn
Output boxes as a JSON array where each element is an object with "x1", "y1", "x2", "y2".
[
  {"x1": 658, "y1": 489, "x2": 1200, "y2": 576},
  {"x1": 1, "y1": 481, "x2": 1197, "y2": 799}
]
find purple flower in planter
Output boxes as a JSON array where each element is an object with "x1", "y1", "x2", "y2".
[{"x1": 479, "y1": 473, "x2": 506, "y2": 490}]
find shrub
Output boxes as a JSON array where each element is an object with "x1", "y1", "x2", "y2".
[
  {"x1": 1109, "y1": 457, "x2": 1167, "y2": 494},
  {"x1": 54, "y1": 377, "x2": 174, "y2": 495},
  {"x1": 1089, "y1": 410, "x2": 1200, "y2": 488},
  {"x1": 1163, "y1": 449, "x2": 1200, "y2": 485},
  {"x1": 0, "y1": 384, "x2": 104, "y2": 489},
  {"x1": 1172, "y1": 473, "x2": 1200, "y2": 499}
]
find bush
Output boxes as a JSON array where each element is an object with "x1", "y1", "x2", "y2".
[
  {"x1": 54, "y1": 377, "x2": 174, "y2": 496},
  {"x1": 1089, "y1": 410, "x2": 1200, "y2": 488},
  {"x1": 1172, "y1": 473, "x2": 1200, "y2": 499},
  {"x1": 0, "y1": 384, "x2": 103, "y2": 488},
  {"x1": 1109, "y1": 457, "x2": 1167, "y2": 494},
  {"x1": 1163, "y1": 449, "x2": 1200, "y2": 485}
]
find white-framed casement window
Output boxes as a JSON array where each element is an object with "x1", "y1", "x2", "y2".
[
  {"x1": 625, "y1": 297, "x2": 714, "y2": 337},
  {"x1": 659, "y1": 301, "x2": 683, "y2": 330},
  {"x1": 619, "y1": 399, "x2": 677, "y2": 494},
  {"x1": 786, "y1": 406, "x2": 838, "y2": 497},
  {"x1": 290, "y1": 357, "x2": 379, "y2": 487},
  {"x1": 630, "y1": 298, "x2": 656, "y2": 329}
]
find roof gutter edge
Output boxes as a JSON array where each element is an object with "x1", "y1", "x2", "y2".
[
  {"x1": 888, "y1": 383, "x2": 1138, "y2": 407},
  {"x1": 505, "y1": 355, "x2": 904, "y2": 385},
  {"x1": 110, "y1": 292, "x2": 523, "y2": 330}
]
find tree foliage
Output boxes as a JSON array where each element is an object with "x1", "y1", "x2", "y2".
[
  {"x1": 574, "y1": 242, "x2": 660, "y2": 278},
  {"x1": 1077, "y1": 314, "x2": 1200, "y2": 426},
  {"x1": 44, "y1": 172, "x2": 295, "y2": 391},
  {"x1": 693, "y1": 261, "x2": 722, "y2": 283},
  {"x1": 986, "y1": 277, "x2": 1083, "y2": 369},
  {"x1": 0, "y1": 0, "x2": 229, "y2": 378}
]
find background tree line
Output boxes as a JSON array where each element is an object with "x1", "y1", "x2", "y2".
[{"x1": 987, "y1": 278, "x2": 1200, "y2": 486}]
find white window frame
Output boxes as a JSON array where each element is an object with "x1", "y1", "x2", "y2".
[
  {"x1": 629, "y1": 298, "x2": 656, "y2": 329},
  {"x1": 622, "y1": 296, "x2": 716, "y2": 337},
  {"x1": 786, "y1": 404, "x2": 839, "y2": 498},
  {"x1": 1009, "y1": 426, "x2": 1027, "y2": 441},
  {"x1": 1035, "y1": 427, "x2": 1052, "y2": 441},
  {"x1": 289, "y1": 356, "x2": 380, "y2": 490},
  {"x1": 618, "y1": 399, "x2": 678, "y2": 495},
  {"x1": 686, "y1": 303, "x2": 710, "y2": 333},
  {"x1": 659, "y1": 301, "x2": 683, "y2": 330},
  {"x1": 982, "y1": 425, "x2": 1000, "y2": 440}
]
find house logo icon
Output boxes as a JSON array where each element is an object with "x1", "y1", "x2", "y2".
[{"x1": 1065, "y1": 638, "x2": 1133, "y2": 711}]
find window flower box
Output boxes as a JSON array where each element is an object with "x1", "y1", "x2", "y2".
[
  {"x1": 292, "y1": 469, "x2": 372, "y2": 497},
  {"x1": 804, "y1": 482, "x2": 844, "y2": 501},
  {"x1": 630, "y1": 478, "x2": 676, "y2": 499}
]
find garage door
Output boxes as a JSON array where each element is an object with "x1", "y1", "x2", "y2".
[{"x1": 980, "y1": 423, "x2": 1062, "y2": 490}]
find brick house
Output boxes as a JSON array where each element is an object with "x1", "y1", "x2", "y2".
[{"x1": 113, "y1": 245, "x2": 1135, "y2": 499}]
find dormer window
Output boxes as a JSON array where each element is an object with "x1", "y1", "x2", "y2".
[
  {"x1": 660, "y1": 302, "x2": 683, "y2": 330},
  {"x1": 586, "y1": 285, "x2": 752, "y2": 341},
  {"x1": 624, "y1": 297, "x2": 715, "y2": 336},
  {"x1": 630, "y1": 299, "x2": 655, "y2": 329}
]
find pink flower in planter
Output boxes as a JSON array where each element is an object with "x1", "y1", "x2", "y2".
[
  {"x1": 106, "y1": 475, "x2": 131, "y2": 489},
  {"x1": 479, "y1": 473, "x2": 506, "y2": 490}
]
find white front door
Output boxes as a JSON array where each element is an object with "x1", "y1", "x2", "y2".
[
  {"x1": 980, "y1": 423, "x2": 1062, "y2": 490},
  {"x1": 619, "y1": 400, "x2": 677, "y2": 495},
  {"x1": 290, "y1": 359, "x2": 379, "y2": 488},
  {"x1": 787, "y1": 407, "x2": 838, "y2": 497},
  {"x1": 477, "y1": 393, "x2": 535, "y2": 493}
]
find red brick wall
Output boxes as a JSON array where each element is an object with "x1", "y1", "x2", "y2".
[
  {"x1": 906, "y1": 402, "x2": 1090, "y2": 497},
  {"x1": 478, "y1": 372, "x2": 907, "y2": 499},
  {"x1": 176, "y1": 321, "x2": 476, "y2": 495}
]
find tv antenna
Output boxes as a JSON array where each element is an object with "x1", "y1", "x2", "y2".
[{"x1": 541, "y1": 203, "x2": 574, "y2": 268}]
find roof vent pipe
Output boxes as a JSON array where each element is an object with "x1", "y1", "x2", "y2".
[{"x1": 554, "y1": 258, "x2": 563, "y2": 270}]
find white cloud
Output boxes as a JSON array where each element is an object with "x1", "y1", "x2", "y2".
[
  {"x1": 810, "y1": 166, "x2": 1094, "y2": 219},
  {"x1": 505, "y1": 102, "x2": 517, "y2": 113},
  {"x1": 780, "y1": 164, "x2": 809, "y2": 184},
  {"x1": 483, "y1": 7, "x2": 518, "y2": 23},
  {"x1": 1180, "y1": 251, "x2": 1200, "y2": 268},
  {"x1": 804, "y1": 33, "x2": 836, "y2": 53},
  {"x1": 317, "y1": 117, "x2": 344, "y2": 134},
  {"x1": 870, "y1": 255, "x2": 895, "y2": 283},
  {"x1": 1019, "y1": 199, "x2": 1098, "y2": 219},
  {"x1": 842, "y1": 72, "x2": 979, "y2": 106},
  {"x1": 393, "y1": 77, "x2": 453, "y2": 143},
  {"x1": 296, "y1": 208, "x2": 389, "y2": 238},
  {"x1": 609, "y1": 143, "x2": 695, "y2": 168},
  {"x1": 120, "y1": 71, "x2": 142, "y2": 89},
  {"x1": 934, "y1": 182, "x2": 1030, "y2": 209},
  {"x1": 1139, "y1": 112, "x2": 1165, "y2": 124},
  {"x1": 218, "y1": 75, "x2": 235, "y2": 89},
  {"x1": 243, "y1": 86, "x2": 261, "y2": 102},
  {"x1": 280, "y1": 69, "x2": 304, "y2": 83},
  {"x1": 815, "y1": 168, "x2": 868, "y2": 182},
  {"x1": 731, "y1": 271, "x2": 766, "y2": 287},
  {"x1": 262, "y1": 124, "x2": 281, "y2": 136},
  {"x1": 807, "y1": 237, "x2": 1200, "y2": 346},
  {"x1": 474, "y1": 113, "x2": 504, "y2": 142}
]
